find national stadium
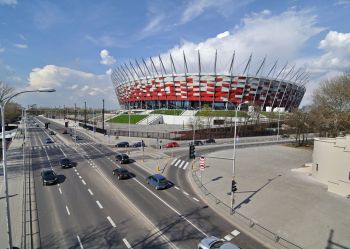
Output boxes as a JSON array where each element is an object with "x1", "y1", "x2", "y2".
[{"x1": 110, "y1": 52, "x2": 307, "y2": 111}]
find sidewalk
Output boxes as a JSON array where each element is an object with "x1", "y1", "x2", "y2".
[
  {"x1": 0, "y1": 131, "x2": 25, "y2": 249},
  {"x1": 187, "y1": 145, "x2": 350, "y2": 249}
]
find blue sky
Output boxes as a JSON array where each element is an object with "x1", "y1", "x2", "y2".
[{"x1": 0, "y1": 0, "x2": 350, "y2": 109}]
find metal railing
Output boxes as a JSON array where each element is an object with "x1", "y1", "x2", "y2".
[{"x1": 191, "y1": 170, "x2": 303, "y2": 249}]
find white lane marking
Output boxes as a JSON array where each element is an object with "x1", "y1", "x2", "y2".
[
  {"x1": 81, "y1": 180, "x2": 86, "y2": 185},
  {"x1": 171, "y1": 158, "x2": 177, "y2": 165},
  {"x1": 58, "y1": 183, "x2": 60, "y2": 186},
  {"x1": 77, "y1": 172, "x2": 80, "y2": 175},
  {"x1": 174, "y1": 186, "x2": 180, "y2": 190},
  {"x1": 96, "y1": 201, "x2": 103, "y2": 209},
  {"x1": 79, "y1": 176, "x2": 82, "y2": 179},
  {"x1": 178, "y1": 161, "x2": 185, "y2": 169},
  {"x1": 193, "y1": 197, "x2": 199, "y2": 202},
  {"x1": 77, "y1": 235, "x2": 84, "y2": 249},
  {"x1": 122, "y1": 238, "x2": 133, "y2": 249},
  {"x1": 183, "y1": 162, "x2": 189, "y2": 170},
  {"x1": 58, "y1": 187, "x2": 62, "y2": 194},
  {"x1": 66, "y1": 206, "x2": 70, "y2": 215},
  {"x1": 59, "y1": 147, "x2": 67, "y2": 158},
  {"x1": 174, "y1": 160, "x2": 181, "y2": 167},
  {"x1": 183, "y1": 191, "x2": 189, "y2": 196},
  {"x1": 224, "y1": 234, "x2": 234, "y2": 241},
  {"x1": 107, "y1": 216, "x2": 116, "y2": 228},
  {"x1": 231, "y1": 230, "x2": 240, "y2": 236},
  {"x1": 88, "y1": 189, "x2": 94, "y2": 196},
  {"x1": 133, "y1": 178, "x2": 207, "y2": 237},
  {"x1": 74, "y1": 169, "x2": 77, "y2": 172}
]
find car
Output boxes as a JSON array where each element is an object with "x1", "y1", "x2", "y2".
[
  {"x1": 60, "y1": 158, "x2": 72, "y2": 169},
  {"x1": 45, "y1": 138, "x2": 54, "y2": 144},
  {"x1": 36, "y1": 124, "x2": 39, "y2": 127},
  {"x1": 281, "y1": 134, "x2": 290, "y2": 138},
  {"x1": 191, "y1": 140, "x2": 204, "y2": 146},
  {"x1": 41, "y1": 169, "x2": 58, "y2": 185},
  {"x1": 62, "y1": 129, "x2": 68, "y2": 134},
  {"x1": 112, "y1": 168, "x2": 130, "y2": 180},
  {"x1": 115, "y1": 153, "x2": 130, "y2": 164},
  {"x1": 198, "y1": 236, "x2": 240, "y2": 249},
  {"x1": 131, "y1": 141, "x2": 145, "y2": 148},
  {"x1": 146, "y1": 174, "x2": 169, "y2": 190},
  {"x1": 205, "y1": 138, "x2": 216, "y2": 144},
  {"x1": 49, "y1": 131, "x2": 55, "y2": 135},
  {"x1": 115, "y1": 141, "x2": 129, "y2": 148},
  {"x1": 72, "y1": 135, "x2": 81, "y2": 141},
  {"x1": 164, "y1": 141, "x2": 179, "y2": 148}
]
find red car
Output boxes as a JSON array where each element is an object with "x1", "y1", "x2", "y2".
[{"x1": 164, "y1": 141, "x2": 179, "y2": 148}]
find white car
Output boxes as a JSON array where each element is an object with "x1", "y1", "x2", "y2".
[{"x1": 198, "y1": 236, "x2": 240, "y2": 249}]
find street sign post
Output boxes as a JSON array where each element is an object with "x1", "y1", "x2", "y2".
[{"x1": 199, "y1": 156, "x2": 205, "y2": 171}]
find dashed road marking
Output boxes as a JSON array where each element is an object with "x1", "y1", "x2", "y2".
[
  {"x1": 96, "y1": 201, "x2": 103, "y2": 209},
  {"x1": 88, "y1": 189, "x2": 94, "y2": 196},
  {"x1": 193, "y1": 197, "x2": 199, "y2": 202},
  {"x1": 107, "y1": 216, "x2": 116, "y2": 228},
  {"x1": 224, "y1": 234, "x2": 234, "y2": 241},
  {"x1": 77, "y1": 235, "x2": 84, "y2": 249},
  {"x1": 183, "y1": 191, "x2": 189, "y2": 196},
  {"x1": 174, "y1": 186, "x2": 180, "y2": 190},
  {"x1": 58, "y1": 187, "x2": 62, "y2": 194},
  {"x1": 122, "y1": 238, "x2": 133, "y2": 249},
  {"x1": 66, "y1": 206, "x2": 70, "y2": 215},
  {"x1": 82, "y1": 180, "x2": 86, "y2": 185},
  {"x1": 76, "y1": 172, "x2": 80, "y2": 175},
  {"x1": 79, "y1": 176, "x2": 82, "y2": 179},
  {"x1": 231, "y1": 230, "x2": 240, "y2": 236}
]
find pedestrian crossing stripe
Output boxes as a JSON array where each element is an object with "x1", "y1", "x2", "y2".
[
  {"x1": 178, "y1": 161, "x2": 185, "y2": 168},
  {"x1": 183, "y1": 162, "x2": 189, "y2": 170},
  {"x1": 171, "y1": 158, "x2": 189, "y2": 170},
  {"x1": 175, "y1": 160, "x2": 181, "y2": 167}
]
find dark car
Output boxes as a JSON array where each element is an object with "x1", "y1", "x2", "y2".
[
  {"x1": 112, "y1": 168, "x2": 130, "y2": 180},
  {"x1": 49, "y1": 131, "x2": 55, "y2": 135},
  {"x1": 191, "y1": 140, "x2": 204, "y2": 146},
  {"x1": 60, "y1": 158, "x2": 72, "y2": 169},
  {"x1": 41, "y1": 169, "x2": 58, "y2": 185},
  {"x1": 205, "y1": 138, "x2": 216, "y2": 144},
  {"x1": 62, "y1": 129, "x2": 68, "y2": 134},
  {"x1": 281, "y1": 134, "x2": 290, "y2": 138},
  {"x1": 115, "y1": 141, "x2": 129, "y2": 148},
  {"x1": 146, "y1": 174, "x2": 169, "y2": 190},
  {"x1": 45, "y1": 138, "x2": 54, "y2": 144},
  {"x1": 115, "y1": 153, "x2": 130, "y2": 164},
  {"x1": 131, "y1": 141, "x2": 145, "y2": 148}
]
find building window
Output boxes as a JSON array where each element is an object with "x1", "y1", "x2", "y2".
[{"x1": 316, "y1": 163, "x2": 318, "y2": 171}]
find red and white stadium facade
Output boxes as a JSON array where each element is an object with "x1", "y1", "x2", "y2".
[{"x1": 111, "y1": 53, "x2": 307, "y2": 111}]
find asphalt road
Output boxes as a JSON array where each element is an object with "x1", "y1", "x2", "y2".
[{"x1": 31, "y1": 117, "x2": 266, "y2": 249}]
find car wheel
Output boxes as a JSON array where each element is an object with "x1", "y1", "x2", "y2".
[
  {"x1": 155, "y1": 186, "x2": 159, "y2": 190},
  {"x1": 118, "y1": 175, "x2": 121, "y2": 180}
]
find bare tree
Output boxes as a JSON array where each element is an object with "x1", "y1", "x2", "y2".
[
  {"x1": 286, "y1": 107, "x2": 310, "y2": 145},
  {"x1": 0, "y1": 81, "x2": 14, "y2": 103}
]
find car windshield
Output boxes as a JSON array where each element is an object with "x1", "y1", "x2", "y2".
[
  {"x1": 211, "y1": 241, "x2": 225, "y2": 248},
  {"x1": 158, "y1": 178, "x2": 167, "y2": 183},
  {"x1": 61, "y1": 159, "x2": 70, "y2": 164},
  {"x1": 44, "y1": 171, "x2": 55, "y2": 177}
]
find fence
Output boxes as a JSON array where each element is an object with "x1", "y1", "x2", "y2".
[{"x1": 191, "y1": 170, "x2": 303, "y2": 249}]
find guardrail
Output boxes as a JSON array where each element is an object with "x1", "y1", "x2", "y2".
[{"x1": 191, "y1": 170, "x2": 303, "y2": 249}]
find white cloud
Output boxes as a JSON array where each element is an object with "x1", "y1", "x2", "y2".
[
  {"x1": 68, "y1": 84, "x2": 78, "y2": 89},
  {"x1": 14, "y1": 43, "x2": 28, "y2": 49},
  {"x1": 216, "y1": 31, "x2": 230, "y2": 39},
  {"x1": 100, "y1": 49, "x2": 116, "y2": 65},
  {"x1": 0, "y1": 47, "x2": 5, "y2": 53},
  {"x1": 142, "y1": 15, "x2": 165, "y2": 35},
  {"x1": 106, "y1": 68, "x2": 113, "y2": 75},
  {"x1": 0, "y1": 0, "x2": 17, "y2": 6},
  {"x1": 81, "y1": 85, "x2": 89, "y2": 91}
]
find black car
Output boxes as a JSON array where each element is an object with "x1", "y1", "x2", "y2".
[
  {"x1": 49, "y1": 131, "x2": 55, "y2": 135},
  {"x1": 41, "y1": 169, "x2": 58, "y2": 185},
  {"x1": 112, "y1": 168, "x2": 130, "y2": 180},
  {"x1": 131, "y1": 141, "x2": 145, "y2": 148},
  {"x1": 116, "y1": 141, "x2": 129, "y2": 148},
  {"x1": 205, "y1": 138, "x2": 216, "y2": 144},
  {"x1": 115, "y1": 153, "x2": 130, "y2": 164},
  {"x1": 60, "y1": 158, "x2": 72, "y2": 168},
  {"x1": 192, "y1": 140, "x2": 204, "y2": 146},
  {"x1": 281, "y1": 134, "x2": 290, "y2": 138}
]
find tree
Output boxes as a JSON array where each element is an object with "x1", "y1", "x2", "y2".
[
  {"x1": 286, "y1": 106, "x2": 311, "y2": 145},
  {"x1": 309, "y1": 73, "x2": 350, "y2": 137}
]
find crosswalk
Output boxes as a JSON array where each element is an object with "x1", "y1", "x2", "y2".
[
  {"x1": 32, "y1": 142, "x2": 96, "y2": 150},
  {"x1": 170, "y1": 158, "x2": 189, "y2": 170}
]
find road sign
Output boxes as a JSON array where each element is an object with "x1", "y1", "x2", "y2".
[{"x1": 199, "y1": 156, "x2": 205, "y2": 171}]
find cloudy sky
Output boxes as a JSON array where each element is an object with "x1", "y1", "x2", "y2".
[{"x1": 0, "y1": 0, "x2": 349, "y2": 109}]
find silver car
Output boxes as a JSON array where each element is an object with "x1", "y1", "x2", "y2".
[{"x1": 198, "y1": 236, "x2": 240, "y2": 249}]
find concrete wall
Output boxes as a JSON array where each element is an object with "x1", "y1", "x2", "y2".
[
  {"x1": 312, "y1": 135, "x2": 350, "y2": 197},
  {"x1": 162, "y1": 114, "x2": 243, "y2": 127}
]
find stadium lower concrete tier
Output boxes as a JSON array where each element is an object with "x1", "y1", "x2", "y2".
[{"x1": 111, "y1": 73, "x2": 305, "y2": 111}]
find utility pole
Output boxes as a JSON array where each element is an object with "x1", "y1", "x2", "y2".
[
  {"x1": 102, "y1": 99, "x2": 105, "y2": 133},
  {"x1": 84, "y1": 101, "x2": 87, "y2": 127},
  {"x1": 74, "y1": 103, "x2": 77, "y2": 124}
]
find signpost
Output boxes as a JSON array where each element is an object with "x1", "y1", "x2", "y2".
[{"x1": 199, "y1": 156, "x2": 205, "y2": 186}]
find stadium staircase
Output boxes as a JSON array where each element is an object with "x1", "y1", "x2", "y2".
[
  {"x1": 181, "y1": 110, "x2": 197, "y2": 116},
  {"x1": 137, "y1": 114, "x2": 163, "y2": 125}
]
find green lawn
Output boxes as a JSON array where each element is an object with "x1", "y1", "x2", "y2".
[
  {"x1": 196, "y1": 110, "x2": 248, "y2": 117},
  {"x1": 151, "y1": 109, "x2": 183, "y2": 115},
  {"x1": 108, "y1": 115, "x2": 147, "y2": 124},
  {"x1": 261, "y1": 111, "x2": 287, "y2": 119}
]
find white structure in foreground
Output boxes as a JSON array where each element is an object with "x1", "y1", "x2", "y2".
[{"x1": 312, "y1": 135, "x2": 350, "y2": 197}]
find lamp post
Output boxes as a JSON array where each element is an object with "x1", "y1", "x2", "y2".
[{"x1": 1, "y1": 88, "x2": 55, "y2": 249}]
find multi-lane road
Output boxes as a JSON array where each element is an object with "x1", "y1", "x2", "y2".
[{"x1": 29, "y1": 117, "x2": 265, "y2": 249}]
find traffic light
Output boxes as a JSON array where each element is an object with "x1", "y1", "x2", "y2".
[
  {"x1": 231, "y1": 180, "x2": 237, "y2": 193},
  {"x1": 189, "y1": 145, "x2": 196, "y2": 159}
]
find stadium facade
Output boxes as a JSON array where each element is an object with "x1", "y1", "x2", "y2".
[{"x1": 111, "y1": 52, "x2": 307, "y2": 111}]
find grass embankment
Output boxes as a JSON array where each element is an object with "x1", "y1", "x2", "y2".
[
  {"x1": 151, "y1": 110, "x2": 183, "y2": 115},
  {"x1": 196, "y1": 110, "x2": 248, "y2": 117},
  {"x1": 108, "y1": 115, "x2": 147, "y2": 124},
  {"x1": 261, "y1": 112, "x2": 288, "y2": 119}
]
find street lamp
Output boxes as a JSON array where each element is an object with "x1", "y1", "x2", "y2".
[
  {"x1": 0, "y1": 87, "x2": 55, "y2": 249},
  {"x1": 231, "y1": 100, "x2": 248, "y2": 213}
]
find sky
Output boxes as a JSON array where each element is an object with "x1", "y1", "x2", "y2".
[{"x1": 0, "y1": 0, "x2": 349, "y2": 109}]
